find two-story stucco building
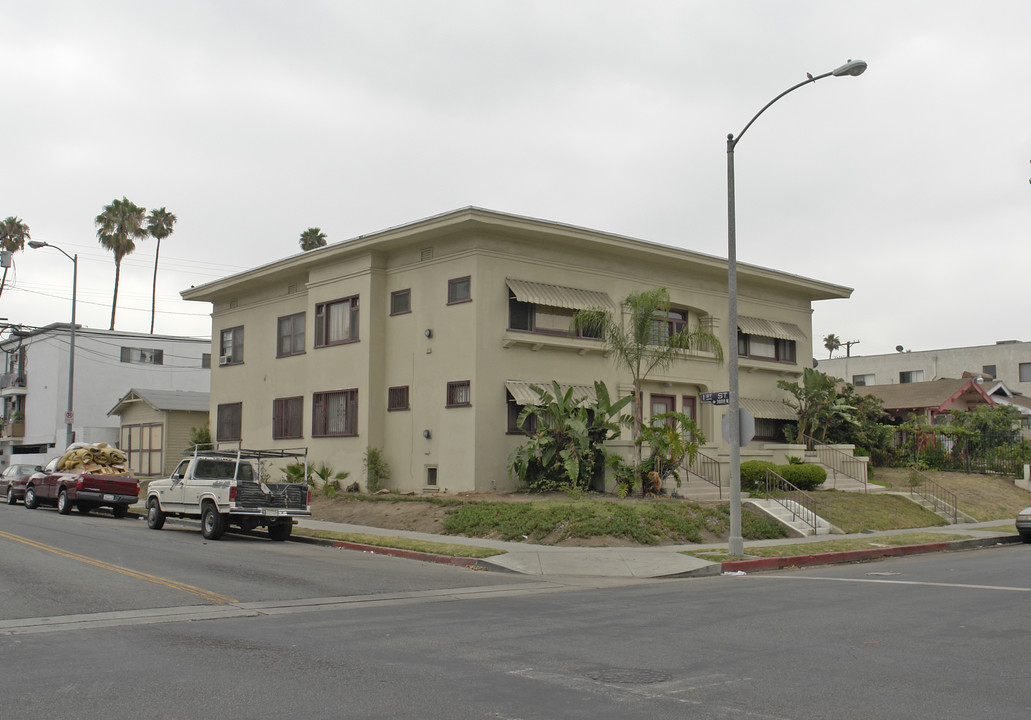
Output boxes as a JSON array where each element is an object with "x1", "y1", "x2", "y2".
[{"x1": 183, "y1": 208, "x2": 851, "y2": 493}]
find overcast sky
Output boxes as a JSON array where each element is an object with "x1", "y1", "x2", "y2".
[{"x1": 3, "y1": 1, "x2": 1028, "y2": 361}]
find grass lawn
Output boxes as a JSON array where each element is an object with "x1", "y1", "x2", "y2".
[
  {"x1": 873, "y1": 467, "x2": 1030, "y2": 521},
  {"x1": 808, "y1": 490, "x2": 946, "y2": 534}
]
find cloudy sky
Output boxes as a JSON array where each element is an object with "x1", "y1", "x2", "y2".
[{"x1": 3, "y1": 1, "x2": 1028, "y2": 361}]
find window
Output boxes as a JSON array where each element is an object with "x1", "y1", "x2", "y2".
[
  {"x1": 201, "y1": 353, "x2": 211, "y2": 369},
  {"x1": 277, "y1": 313, "x2": 305, "y2": 357},
  {"x1": 315, "y1": 296, "x2": 359, "y2": 347},
  {"x1": 388, "y1": 386, "x2": 410, "y2": 411},
  {"x1": 390, "y1": 289, "x2": 411, "y2": 316},
  {"x1": 216, "y1": 402, "x2": 242, "y2": 441},
  {"x1": 982, "y1": 365, "x2": 997, "y2": 379},
  {"x1": 507, "y1": 291, "x2": 602, "y2": 338},
  {"x1": 448, "y1": 276, "x2": 471, "y2": 304},
  {"x1": 426, "y1": 466, "x2": 438, "y2": 486},
  {"x1": 507, "y1": 391, "x2": 537, "y2": 433},
  {"x1": 1020, "y1": 363, "x2": 1031, "y2": 383},
  {"x1": 273, "y1": 396, "x2": 303, "y2": 439},
  {"x1": 120, "y1": 422, "x2": 163, "y2": 477},
  {"x1": 120, "y1": 347, "x2": 164, "y2": 365},
  {"x1": 220, "y1": 327, "x2": 244, "y2": 365},
  {"x1": 852, "y1": 374, "x2": 875, "y2": 387},
  {"x1": 899, "y1": 370, "x2": 924, "y2": 384},
  {"x1": 446, "y1": 380, "x2": 471, "y2": 407},
  {"x1": 312, "y1": 389, "x2": 358, "y2": 437},
  {"x1": 737, "y1": 332, "x2": 796, "y2": 363},
  {"x1": 648, "y1": 308, "x2": 690, "y2": 345}
]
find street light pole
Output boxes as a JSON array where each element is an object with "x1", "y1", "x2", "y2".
[
  {"x1": 28, "y1": 241, "x2": 78, "y2": 450},
  {"x1": 725, "y1": 60, "x2": 866, "y2": 556}
]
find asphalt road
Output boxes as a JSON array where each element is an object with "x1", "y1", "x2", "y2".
[{"x1": 2, "y1": 503, "x2": 1030, "y2": 719}]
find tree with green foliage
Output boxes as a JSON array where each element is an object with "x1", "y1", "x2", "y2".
[
  {"x1": 96, "y1": 197, "x2": 148, "y2": 330},
  {"x1": 823, "y1": 333, "x2": 841, "y2": 358},
  {"x1": 638, "y1": 411, "x2": 705, "y2": 490},
  {"x1": 572, "y1": 287, "x2": 723, "y2": 472},
  {"x1": 824, "y1": 383, "x2": 893, "y2": 460},
  {"x1": 363, "y1": 446, "x2": 390, "y2": 493},
  {"x1": 145, "y1": 207, "x2": 177, "y2": 334},
  {"x1": 188, "y1": 420, "x2": 211, "y2": 447},
  {"x1": 0, "y1": 216, "x2": 30, "y2": 300},
  {"x1": 299, "y1": 227, "x2": 327, "y2": 251},
  {"x1": 778, "y1": 368, "x2": 854, "y2": 447}
]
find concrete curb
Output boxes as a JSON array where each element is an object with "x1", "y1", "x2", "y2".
[
  {"x1": 720, "y1": 534, "x2": 1022, "y2": 573},
  {"x1": 290, "y1": 534, "x2": 498, "y2": 571}
]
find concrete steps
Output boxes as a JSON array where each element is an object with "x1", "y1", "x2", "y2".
[{"x1": 747, "y1": 498, "x2": 835, "y2": 537}]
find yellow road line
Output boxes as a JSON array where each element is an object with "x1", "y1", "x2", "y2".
[{"x1": 0, "y1": 530, "x2": 237, "y2": 604}]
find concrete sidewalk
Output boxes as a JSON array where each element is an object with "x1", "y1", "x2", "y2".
[{"x1": 294, "y1": 517, "x2": 1023, "y2": 579}]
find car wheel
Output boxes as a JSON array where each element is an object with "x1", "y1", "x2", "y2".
[
  {"x1": 201, "y1": 504, "x2": 226, "y2": 540},
  {"x1": 6, "y1": 487, "x2": 15, "y2": 505},
  {"x1": 57, "y1": 489, "x2": 72, "y2": 515},
  {"x1": 147, "y1": 498, "x2": 166, "y2": 530},
  {"x1": 268, "y1": 521, "x2": 293, "y2": 542},
  {"x1": 77, "y1": 503, "x2": 93, "y2": 514},
  {"x1": 111, "y1": 504, "x2": 128, "y2": 519},
  {"x1": 1020, "y1": 531, "x2": 1031, "y2": 544},
  {"x1": 23, "y1": 486, "x2": 37, "y2": 509}
]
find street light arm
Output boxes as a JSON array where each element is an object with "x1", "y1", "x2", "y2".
[{"x1": 28, "y1": 240, "x2": 74, "y2": 264}]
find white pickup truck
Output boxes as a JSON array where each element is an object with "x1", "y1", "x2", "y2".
[{"x1": 145, "y1": 447, "x2": 311, "y2": 541}]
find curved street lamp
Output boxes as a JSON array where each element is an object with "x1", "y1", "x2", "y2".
[
  {"x1": 725, "y1": 60, "x2": 867, "y2": 556},
  {"x1": 28, "y1": 240, "x2": 78, "y2": 450}
]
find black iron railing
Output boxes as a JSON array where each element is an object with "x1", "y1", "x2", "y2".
[
  {"x1": 684, "y1": 451, "x2": 722, "y2": 498},
  {"x1": 764, "y1": 468, "x2": 819, "y2": 534},
  {"x1": 907, "y1": 468, "x2": 959, "y2": 524},
  {"x1": 802, "y1": 435, "x2": 868, "y2": 491}
]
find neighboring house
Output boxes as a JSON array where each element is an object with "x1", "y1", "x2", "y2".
[
  {"x1": 819, "y1": 341, "x2": 1031, "y2": 394},
  {"x1": 181, "y1": 207, "x2": 851, "y2": 493},
  {"x1": 854, "y1": 377, "x2": 996, "y2": 424},
  {"x1": 107, "y1": 388, "x2": 210, "y2": 477},
  {"x1": 982, "y1": 379, "x2": 1031, "y2": 437},
  {"x1": 0, "y1": 324, "x2": 211, "y2": 468}
]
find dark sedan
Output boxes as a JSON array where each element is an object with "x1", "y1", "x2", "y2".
[{"x1": 1, "y1": 463, "x2": 42, "y2": 505}]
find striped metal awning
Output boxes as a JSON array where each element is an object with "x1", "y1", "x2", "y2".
[
  {"x1": 737, "y1": 316, "x2": 807, "y2": 342},
  {"x1": 505, "y1": 380, "x2": 597, "y2": 406},
  {"x1": 506, "y1": 279, "x2": 613, "y2": 311},
  {"x1": 740, "y1": 397, "x2": 797, "y2": 421}
]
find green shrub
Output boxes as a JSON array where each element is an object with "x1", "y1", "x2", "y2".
[
  {"x1": 776, "y1": 463, "x2": 827, "y2": 491},
  {"x1": 740, "y1": 460, "x2": 776, "y2": 493},
  {"x1": 363, "y1": 447, "x2": 391, "y2": 493}
]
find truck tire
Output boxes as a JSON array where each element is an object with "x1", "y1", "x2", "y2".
[
  {"x1": 201, "y1": 503, "x2": 227, "y2": 540},
  {"x1": 6, "y1": 487, "x2": 15, "y2": 505},
  {"x1": 268, "y1": 521, "x2": 292, "y2": 541},
  {"x1": 111, "y1": 504, "x2": 128, "y2": 519},
  {"x1": 147, "y1": 498, "x2": 166, "y2": 530},
  {"x1": 57, "y1": 489, "x2": 72, "y2": 515},
  {"x1": 23, "y1": 485, "x2": 38, "y2": 510}
]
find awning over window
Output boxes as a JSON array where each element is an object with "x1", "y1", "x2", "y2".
[
  {"x1": 737, "y1": 316, "x2": 807, "y2": 342},
  {"x1": 505, "y1": 380, "x2": 597, "y2": 406},
  {"x1": 506, "y1": 279, "x2": 613, "y2": 311},
  {"x1": 740, "y1": 397, "x2": 797, "y2": 421}
]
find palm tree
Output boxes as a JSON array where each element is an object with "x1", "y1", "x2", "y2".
[
  {"x1": 96, "y1": 197, "x2": 148, "y2": 330},
  {"x1": 823, "y1": 333, "x2": 842, "y2": 359},
  {"x1": 146, "y1": 207, "x2": 177, "y2": 334},
  {"x1": 573, "y1": 287, "x2": 724, "y2": 476},
  {"x1": 299, "y1": 227, "x2": 327, "y2": 251},
  {"x1": 0, "y1": 216, "x2": 30, "y2": 300}
]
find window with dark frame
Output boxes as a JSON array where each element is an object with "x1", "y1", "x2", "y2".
[
  {"x1": 446, "y1": 380, "x2": 471, "y2": 407},
  {"x1": 390, "y1": 289, "x2": 411, "y2": 316},
  {"x1": 220, "y1": 327, "x2": 244, "y2": 365},
  {"x1": 312, "y1": 389, "x2": 358, "y2": 436},
  {"x1": 276, "y1": 313, "x2": 305, "y2": 357},
  {"x1": 506, "y1": 392, "x2": 537, "y2": 434},
  {"x1": 314, "y1": 296, "x2": 359, "y2": 347},
  {"x1": 447, "y1": 276, "x2": 471, "y2": 304},
  {"x1": 506, "y1": 291, "x2": 602, "y2": 339},
  {"x1": 201, "y1": 353, "x2": 211, "y2": 369},
  {"x1": 737, "y1": 332, "x2": 796, "y2": 363},
  {"x1": 648, "y1": 308, "x2": 690, "y2": 345},
  {"x1": 120, "y1": 347, "x2": 164, "y2": 365},
  {"x1": 216, "y1": 402, "x2": 242, "y2": 441},
  {"x1": 899, "y1": 370, "x2": 924, "y2": 384},
  {"x1": 387, "y1": 386, "x2": 410, "y2": 411},
  {"x1": 272, "y1": 396, "x2": 303, "y2": 439},
  {"x1": 982, "y1": 365, "x2": 997, "y2": 378}
]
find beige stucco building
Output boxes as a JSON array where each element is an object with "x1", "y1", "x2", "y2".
[{"x1": 182, "y1": 208, "x2": 851, "y2": 493}]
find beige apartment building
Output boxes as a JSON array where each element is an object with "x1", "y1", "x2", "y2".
[{"x1": 182, "y1": 208, "x2": 851, "y2": 493}]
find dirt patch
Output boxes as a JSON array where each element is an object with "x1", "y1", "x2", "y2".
[{"x1": 310, "y1": 495, "x2": 449, "y2": 534}]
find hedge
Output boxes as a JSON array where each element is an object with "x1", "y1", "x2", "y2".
[{"x1": 739, "y1": 460, "x2": 826, "y2": 493}]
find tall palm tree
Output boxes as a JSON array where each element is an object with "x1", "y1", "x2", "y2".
[
  {"x1": 146, "y1": 207, "x2": 177, "y2": 334},
  {"x1": 299, "y1": 227, "x2": 327, "y2": 251},
  {"x1": 0, "y1": 216, "x2": 30, "y2": 300},
  {"x1": 95, "y1": 197, "x2": 148, "y2": 330},
  {"x1": 573, "y1": 287, "x2": 724, "y2": 475},
  {"x1": 823, "y1": 333, "x2": 842, "y2": 359}
]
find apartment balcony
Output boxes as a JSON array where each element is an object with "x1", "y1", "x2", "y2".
[
  {"x1": 2, "y1": 421, "x2": 25, "y2": 439},
  {"x1": 0, "y1": 373, "x2": 27, "y2": 399}
]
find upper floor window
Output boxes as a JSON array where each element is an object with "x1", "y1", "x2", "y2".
[
  {"x1": 120, "y1": 347, "x2": 164, "y2": 365},
  {"x1": 201, "y1": 353, "x2": 211, "y2": 369},
  {"x1": 448, "y1": 276, "x2": 471, "y2": 305},
  {"x1": 387, "y1": 386, "x2": 410, "y2": 411},
  {"x1": 508, "y1": 291, "x2": 602, "y2": 338},
  {"x1": 446, "y1": 380, "x2": 471, "y2": 407},
  {"x1": 220, "y1": 327, "x2": 244, "y2": 366},
  {"x1": 277, "y1": 312, "x2": 305, "y2": 357},
  {"x1": 649, "y1": 308, "x2": 691, "y2": 345},
  {"x1": 852, "y1": 373, "x2": 875, "y2": 387},
  {"x1": 314, "y1": 296, "x2": 359, "y2": 347},
  {"x1": 1020, "y1": 363, "x2": 1031, "y2": 383},
  {"x1": 272, "y1": 396, "x2": 303, "y2": 439},
  {"x1": 738, "y1": 332, "x2": 796, "y2": 363},
  {"x1": 899, "y1": 370, "x2": 924, "y2": 384},
  {"x1": 312, "y1": 389, "x2": 358, "y2": 436},
  {"x1": 216, "y1": 402, "x2": 242, "y2": 441},
  {"x1": 390, "y1": 289, "x2": 411, "y2": 316},
  {"x1": 982, "y1": 365, "x2": 997, "y2": 379}
]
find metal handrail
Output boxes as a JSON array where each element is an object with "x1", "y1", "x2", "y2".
[
  {"x1": 683, "y1": 451, "x2": 722, "y2": 498},
  {"x1": 908, "y1": 468, "x2": 959, "y2": 524},
  {"x1": 764, "y1": 468, "x2": 819, "y2": 534},
  {"x1": 802, "y1": 435, "x2": 868, "y2": 491}
]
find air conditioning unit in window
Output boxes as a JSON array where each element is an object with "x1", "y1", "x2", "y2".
[{"x1": 218, "y1": 354, "x2": 232, "y2": 366}]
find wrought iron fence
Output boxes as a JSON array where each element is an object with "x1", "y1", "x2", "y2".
[
  {"x1": 764, "y1": 468, "x2": 819, "y2": 534},
  {"x1": 888, "y1": 429, "x2": 1028, "y2": 476}
]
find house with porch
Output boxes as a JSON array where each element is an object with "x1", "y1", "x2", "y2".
[{"x1": 181, "y1": 207, "x2": 851, "y2": 493}]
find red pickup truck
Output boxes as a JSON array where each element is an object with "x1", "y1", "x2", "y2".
[{"x1": 24, "y1": 456, "x2": 139, "y2": 517}]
